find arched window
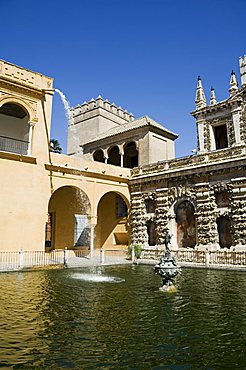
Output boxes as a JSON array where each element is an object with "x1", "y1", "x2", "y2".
[
  {"x1": 108, "y1": 146, "x2": 120, "y2": 166},
  {"x1": 93, "y1": 149, "x2": 104, "y2": 163},
  {"x1": 0, "y1": 103, "x2": 30, "y2": 155},
  {"x1": 123, "y1": 141, "x2": 138, "y2": 168}
]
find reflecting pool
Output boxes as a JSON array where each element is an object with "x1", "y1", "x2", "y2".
[{"x1": 1, "y1": 265, "x2": 246, "y2": 369}]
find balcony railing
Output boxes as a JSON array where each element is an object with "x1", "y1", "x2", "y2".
[{"x1": 0, "y1": 135, "x2": 29, "y2": 155}]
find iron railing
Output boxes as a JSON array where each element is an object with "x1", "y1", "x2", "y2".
[{"x1": 0, "y1": 135, "x2": 29, "y2": 155}]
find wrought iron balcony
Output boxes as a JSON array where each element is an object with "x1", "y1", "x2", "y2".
[{"x1": 0, "y1": 135, "x2": 29, "y2": 155}]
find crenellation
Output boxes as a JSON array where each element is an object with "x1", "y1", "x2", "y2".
[
  {"x1": 81, "y1": 101, "x2": 89, "y2": 113},
  {"x1": 88, "y1": 98, "x2": 96, "y2": 110},
  {"x1": 70, "y1": 97, "x2": 134, "y2": 123},
  {"x1": 110, "y1": 102, "x2": 117, "y2": 114}
]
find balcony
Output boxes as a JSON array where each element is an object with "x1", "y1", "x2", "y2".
[{"x1": 0, "y1": 135, "x2": 29, "y2": 155}]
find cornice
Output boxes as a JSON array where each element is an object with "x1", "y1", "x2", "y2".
[
  {"x1": 130, "y1": 156, "x2": 246, "y2": 185},
  {"x1": 191, "y1": 94, "x2": 243, "y2": 119},
  {"x1": 45, "y1": 163, "x2": 129, "y2": 183},
  {"x1": 0, "y1": 77, "x2": 52, "y2": 99},
  {"x1": 0, "y1": 151, "x2": 37, "y2": 164}
]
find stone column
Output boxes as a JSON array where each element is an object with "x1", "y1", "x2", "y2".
[
  {"x1": 90, "y1": 217, "x2": 97, "y2": 258},
  {"x1": 130, "y1": 192, "x2": 148, "y2": 246},
  {"x1": 195, "y1": 183, "x2": 219, "y2": 250},
  {"x1": 196, "y1": 118, "x2": 207, "y2": 152},
  {"x1": 155, "y1": 188, "x2": 169, "y2": 245},
  {"x1": 231, "y1": 106, "x2": 242, "y2": 145},
  {"x1": 120, "y1": 153, "x2": 124, "y2": 167},
  {"x1": 231, "y1": 178, "x2": 246, "y2": 249},
  {"x1": 28, "y1": 121, "x2": 36, "y2": 155}
]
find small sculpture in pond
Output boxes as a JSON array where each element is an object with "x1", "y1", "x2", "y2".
[
  {"x1": 164, "y1": 231, "x2": 173, "y2": 255},
  {"x1": 154, "y1": 230, "x2": 180, "y2": 292}
]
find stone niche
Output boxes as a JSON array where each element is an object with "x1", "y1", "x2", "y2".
[
  {"x1": 175, "y1": 200, "x2": 196, "y2": 248},
  {"x1": 214, "y1": 190, "x2": 230, "y2": 208}
]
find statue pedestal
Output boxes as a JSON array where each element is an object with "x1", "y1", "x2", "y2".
[{"x1": 154, "y1": 251, "x2": 181, "y2": 292}]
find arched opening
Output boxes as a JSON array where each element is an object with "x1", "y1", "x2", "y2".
[
  {"x1": 93, "y1": 149, "x2": 104, "y2": 163},
  {"x1": 175, "y1": 200, "x2": 196, "y2": 248},
  {"x1": 123, "y1": 142, "x2": 138, "y2": 168},
  {"x1": 108, "y1": 146, "x2": 120, "y2": 166},
  {"x1": 47, "y1": 186, "x2": 91, "y2": 250},
  {"x1": 216, "y1": 215, "x2": 232, "y2": 248},
  {"x1": 146, "y1": 220, "x2": 156, "y2": 246},
  {"x1": 95, "y1": 192, "x2": 129, "y2": 250},
  {"x1": 0, "y1": 103, "x2": 30, "y2": 155}
]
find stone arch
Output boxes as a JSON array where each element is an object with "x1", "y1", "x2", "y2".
[
  {"x1": 94, "y1": 189, "x2": 130, "y2": 213},
  {"x1": 46, "y1": 185, "x2": 91, "y2": 250},
  {"x1": 216, "y1": 215, "x2": 232, "y2": 248},
  {"x1": 168, "y1": 198, "x2": 196, "y2": 248},
  {"x1": 123, "y1": 141, "x2": 138, "y2": 168},
  {"x1": 0, "y1": 95, "x2": 36, "y2": 122},
  {"x1": 95, "y1": 191, "x2": 129, "y2": 250},
  {"x1": 93, "y1": 149, "x2": 104, "y2": 163},
  {"x1": 108, "y1": 145, "x2": 121, "y2": 166},
  {"x1": 0, "y1": 100, "x2": 33, "y2": 155}
]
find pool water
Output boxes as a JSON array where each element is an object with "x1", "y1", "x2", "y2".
[{"x1": 1, "y1": 265, "x2": 246, "y2": 369}]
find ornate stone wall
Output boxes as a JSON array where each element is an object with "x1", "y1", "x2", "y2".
[
  {"x1": 130, "y1": 192, "x2": 148, "y2": 245},
  {"x1": 241, "y1": 103, "x2": 246, "y2": 143},
  {"x1": 231, "y1": 178, "x2": 246, "y2": 247},
  {"x1": 155, "y1": 188, "x2": 169, "y2": 245}
]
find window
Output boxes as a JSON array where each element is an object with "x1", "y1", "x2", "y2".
[
  {"x1": 0, "y1": 103, "x2": 30, "y2": 155},
  {"x1": 214, "y1": 124, "x2": 228, "y2": 149},
  {"x1": 93, "y1": 149, "x2": 104, "y2": 163}
]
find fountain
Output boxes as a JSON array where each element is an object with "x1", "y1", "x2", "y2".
[
  {"x1": 154, "y1": 231, "x2": 181, "y2": 292},
  {"x1": 53, "y1": 88, "x2": 83, "y2": 155},
  {"x1": 54, "y1": 88, "x2": 74, "y2": 126}
]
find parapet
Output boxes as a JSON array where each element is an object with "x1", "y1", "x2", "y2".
[
  {"x1": 239, "y1": 55, "x2": 246, "y2": 86},
  {"x1": 70, "y1": 95, "x2": 134, "y2": 123},
  {"x1": 0, "y1": 59, "x2": 53, "y2": 91}
]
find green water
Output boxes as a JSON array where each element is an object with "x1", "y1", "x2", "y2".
[{"x1": 0, "y1": 265, "x2": 246, "y2": 369}]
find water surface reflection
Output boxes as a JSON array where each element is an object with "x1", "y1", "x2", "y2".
[{"x1": 0, "y1": 266, "x2": 246, "y2": 369}]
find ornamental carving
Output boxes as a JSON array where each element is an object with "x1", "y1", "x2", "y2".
[
  {"x1": 0, "y1": 92, "x2": 38, "y2": 122},
  {"x1": 168, "y1": 183, "x2": 195, "y2": 207},
  {"x1": 241, "y1": 104, "x2": 246, "y2": 143}
]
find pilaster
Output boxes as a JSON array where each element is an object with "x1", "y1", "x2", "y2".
[
  {"x1": 195, "y1": 183, "x2": 219, "y2": 249},
  {"x1": 155, "y1": 188, "x2": 169, "y2": 245},
  {"x1": 231, "y1": 178, "x2": 246, "y2": 248},
  {"x1": 130, "y1": 192, "x2": 148, "y2": 245}
]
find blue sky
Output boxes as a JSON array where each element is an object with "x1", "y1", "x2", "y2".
[{"x1": 1, "y1": 0, "x2": 245, "y2": 157}]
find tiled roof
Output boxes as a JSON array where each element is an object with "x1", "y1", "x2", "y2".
[{"x1": 84, "y1": 116, "x2": 178, "y2": 145}]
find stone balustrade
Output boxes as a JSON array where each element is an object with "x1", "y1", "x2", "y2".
[{"x1": 131, "y1": 145, "x2": 246, "y2": 177}]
